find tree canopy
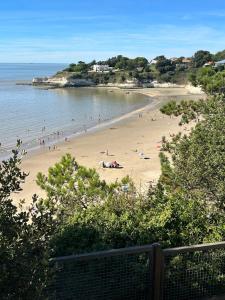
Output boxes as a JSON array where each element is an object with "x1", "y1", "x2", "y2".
[
  {"x1": 189, "y1": 67, "x2": 225, "y2": 95},
  {"x1": 155, "y1": 56, "x2": 176, "y2": 74},
  {"x1": 192, "y1": 50, "x2": 213, "y2": 68},
  {"x1": 213, "y1": 49, "x2": 225, "y2": 62}
]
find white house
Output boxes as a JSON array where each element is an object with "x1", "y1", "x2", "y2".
[
  {"x1": 215, "y1": 60, "x2": 225, "y2": 67},
  {"x1": 92, "y1": 64, "x2": 112, "y2": 72},
  {"x1": 149, "y1": 59, "x2": 158, "y2": 65},
  {"x1": 204, "y1": 61, "x2": 214, "y2": 67}
]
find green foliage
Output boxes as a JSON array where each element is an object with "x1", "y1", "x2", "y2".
[
  {"x1": 189, "y1": 67, "x2": 225, "y2": 95},
  {"x1": 67, "y1": 61, "x2": 89, "y2": 73},
  {"x1": 62, "y1": 54, "x2": 192, "y2": 84},
  {"x1": 37, "y1": 153, "x2": 134, "y2": 214},
  {"x1": 36, "y1": 93, "x2": 225, "y2": 258},
  {"x1": 188, "y1": 71, "x2": 197, "y2": 86},
  {"x1": 213, "y1": 49, "x2": 225, "y2": 62},
  {"x1": 160, "y1": 99, "x2": 204, "y2": 124},
  {"x1": 0, "y1": 141, "x2": 56, "y2": 299},
  {"x1": 193, "y1": 50, "x2": 213, "y2": 68},
  {"x1": 160, "y1": 96, "x2": 225, "y2": 212},
  {"x1": 99, "y1": 55, "x2": 148, "y2": 71},
  {"x1": 60, "y1": 50, "x2": 225, "y2": 86},
  {"x1": 51, "y1": 182, "x2": 222, "y2": 256},
  {"x1": 155, "y1": 56, "x2": 176, "y2": 74},
  {"x1": 36, "y1": 146, "x2": 224, "y2": 257}
]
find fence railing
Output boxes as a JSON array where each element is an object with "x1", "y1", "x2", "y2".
[
  {"x1": 47, "y1": 241, "x2": 225, "y2": 300},
  {"x1": 163, "y1": 241, "x2": 225, "y2": 300}
]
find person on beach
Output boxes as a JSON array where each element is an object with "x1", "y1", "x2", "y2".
[{"x1": 100, "y1": 161, "x2": 120, "y2": 168}]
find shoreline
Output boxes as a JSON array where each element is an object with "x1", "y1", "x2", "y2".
[
  {"x1": 22, "y1": 85, "x2": 200, "y2": 162},
  {"x1": 23, "y1": 95, "x2": 157, "y2": 160},
  {"x1": 0, "y1": 86, "x2": 150, "y2": 161},
  {"x1": 34, "y1": 85, "x2": 203, "y2": 155},
  {"x1": 0, "y1": 87, "x2": 153, "y2": 161},
  {"x1": 12, "y1": 87, "x2": 205, "y2": 205}
]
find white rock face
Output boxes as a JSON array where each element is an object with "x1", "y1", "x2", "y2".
[
  {"x1": 32, "y1": 77, "x2": 94, "y2": 87},
  {"x1": 32, "y1": 77, "x2": 49, "y2": 84},
  {"x1": 185, "y1": 84, "x2": 204, "y2": 94},
  {"x1": 47, "y1": 77, "x2": 69, "y2": 86},
  {"x1": 152, "y1": 82, "x2": 183, "y2": 88}
]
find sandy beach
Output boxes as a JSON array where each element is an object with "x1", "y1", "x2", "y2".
[{"x1": 13, "y1": 87, "x2": 205, "y2": 205}]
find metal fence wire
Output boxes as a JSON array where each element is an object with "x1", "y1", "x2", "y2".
[
  {"x1": 47, "y1": 245, "x2": 153, "y2": 300},
  {"x1": 163, "y1": 244, "x2": 225, "y2": 300},
  {"x1": 46, "y1": 242, "x2": 225, "y2": 300}
]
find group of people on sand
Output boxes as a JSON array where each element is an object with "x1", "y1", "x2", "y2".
[
  {"x1": 48, "y1": 145, "x2": 57, "y2": 151},
  {"x1": 100, "y1": 161, "x2": 120, "y2": 168}
]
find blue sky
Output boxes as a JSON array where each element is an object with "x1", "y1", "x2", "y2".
[{"x1": 1, "y1": 0, "x2": 225, "y2": 63}]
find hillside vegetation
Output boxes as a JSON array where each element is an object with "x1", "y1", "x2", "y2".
[{"x1": 55, "y1": 49, "x2": 225, "y2": 85}]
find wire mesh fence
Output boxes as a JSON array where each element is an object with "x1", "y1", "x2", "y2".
[
  {"x1": 46, "y1": 242, "x2": 225, "y2": 300},
  {"x1": 163, "y1": 243, "x2": 225, "y2": 300},
  {"x1": 47, "y1": 245, "x2": 153, "y2": 300}
]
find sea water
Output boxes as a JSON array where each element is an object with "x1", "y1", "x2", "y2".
[{"x1": 0, "y1": 63, "x2": 150, "y2": 159}]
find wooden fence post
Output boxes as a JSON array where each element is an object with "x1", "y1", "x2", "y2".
[{"x1": 152, "y1": 243, "x2": 164, "y2": 300}]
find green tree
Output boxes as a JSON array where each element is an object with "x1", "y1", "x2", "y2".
[
  {"x1": 68, "y1": 61, "x2": 88, "y2": 73},
  {"x1": 214, "y1": 49, "x2": 225, "y2": 62},
  {"x1": 189, "y1": 67, "x2": 225, "y2": 95},
  {"x1": 192, "y1": 50, "x2": 212, "y2": 68},
  {"x1": 0, "y1": 141, "x2": 56, "y2": 299},
  {"x1": 155, "y1": 56, "x2": 176, "y2": 74},
  {"x1": 51, "y1": 175, "x2": 223, "y2": 257},
  {"x1": 133, "y1": 57, "x2": 148, "y2": 68},
  {"x1": 37, "y1": 142, "x2": 225, "y2": 258},
  {"x1": 36, "y1": 153, "x2": 134, "y2": 215},
  {"x1": 159, "y1": 95, "x2": 225, "y2": 211}
]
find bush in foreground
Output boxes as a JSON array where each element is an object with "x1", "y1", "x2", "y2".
[{"x1": 0, "y1": 142, "x2": 57, "y2": 299}]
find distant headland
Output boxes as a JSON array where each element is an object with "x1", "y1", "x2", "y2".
[{"x1": 32, "y1": 50, "x2": 225, "y2": 89}]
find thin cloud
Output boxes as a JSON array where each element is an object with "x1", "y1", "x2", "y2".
[{"x1": 1, "y1": 22, "x2": 225, "y2": 62}]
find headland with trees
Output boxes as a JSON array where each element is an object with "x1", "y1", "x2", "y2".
[{"x1": 33, "y1": 49, "x2": 225, "y2": 88}]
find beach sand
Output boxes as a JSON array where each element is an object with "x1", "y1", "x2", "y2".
[{"x1": 13, "y1": 87, "x2": 205, "y2": 205}]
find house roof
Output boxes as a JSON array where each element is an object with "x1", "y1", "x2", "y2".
[
  {"x1": 215, "y1": 59, "x2": 225, "y2": 64},
  {"x1": 204, "y1": 61, "x2": 214, "y2": 66},
  {"x1": 182, "y1": 58, "x2": 192, "y2": 63}
]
